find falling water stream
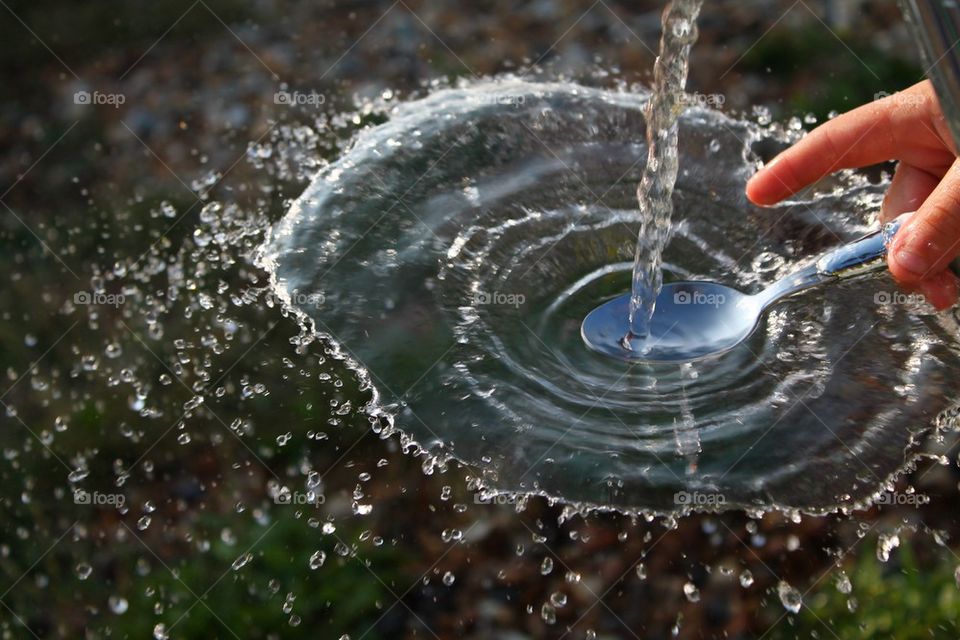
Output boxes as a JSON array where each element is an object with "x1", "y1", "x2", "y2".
[{"x1": 628, "y1": 0, "x2": 703, "y2": 344}]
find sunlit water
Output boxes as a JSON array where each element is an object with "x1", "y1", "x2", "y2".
[{"x1": 260, "y1": 78, "x2": 960, "y2": 515}]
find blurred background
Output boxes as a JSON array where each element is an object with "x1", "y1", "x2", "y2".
[{"x1": 2, "y1": 0, "x2": 959, "y2": 638}]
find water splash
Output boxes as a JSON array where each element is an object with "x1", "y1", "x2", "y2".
[{"x1": 260, "y1": 77, "x2": 960, "y2": 515}]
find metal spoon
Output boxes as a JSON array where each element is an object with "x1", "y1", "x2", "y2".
[{"x1": 581, "y1": 215, "x2": 960, "y2": 363}]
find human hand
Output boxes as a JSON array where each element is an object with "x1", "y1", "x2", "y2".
[{"x1": 745, "y1": 80, "x2": 959, "y2": 309}]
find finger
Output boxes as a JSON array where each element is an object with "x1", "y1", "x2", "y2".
[
  {"x1": 888, "y1": 157, "x2": 960, "y2": 283},
  {"x1": 746, "y1": 81, "x2": 941, "y2": 205},
  {"x1": 879, "y1": 163, "x2": 939, "y2": 222},
  {"x1": 915, "y1": 269, "x2": 959, "y2": 310}
]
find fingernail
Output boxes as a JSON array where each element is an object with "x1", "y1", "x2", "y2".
[{"x1": 893, "y1": 244, "x2": 931, "y2": 276}]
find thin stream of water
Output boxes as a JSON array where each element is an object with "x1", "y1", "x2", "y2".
[{"x1": 628, "y1": 0, "x2": 703, "y2": 343}]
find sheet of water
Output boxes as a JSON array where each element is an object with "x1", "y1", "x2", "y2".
[{"x1": 261, "y1": 78, "x2": 960, "y2": 514}]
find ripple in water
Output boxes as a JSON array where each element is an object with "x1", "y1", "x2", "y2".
[{"x1": 259, "y1": 78, "x2": 960, "y2": 514}]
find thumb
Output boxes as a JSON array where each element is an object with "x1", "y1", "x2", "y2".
[{"x1": 888, "y1": 157, "x2": 960, "y2": 284}]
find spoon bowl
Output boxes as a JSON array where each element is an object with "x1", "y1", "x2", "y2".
[
  {"x1": 581, "y1": 282, "x2": 759, "y2": 363},
  {"x1": 582, "y1": 214, "x2": 960, "y2": 364}
]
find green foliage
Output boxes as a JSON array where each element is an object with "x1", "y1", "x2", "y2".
[
  {"x1": 770, "y1": 541, "x2": 960, "y2": 639},
  {"x1": 742, "y1": 24, "x2": 921, "y2": 119},
  {"x1": 2, "y1": 509, "x2": 405, "y2": 639}
]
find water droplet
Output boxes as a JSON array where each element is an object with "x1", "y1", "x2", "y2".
[
  {"x1": 540, "y1": 603, "x2": 556, "y2": 625},
  {"x1": 777, "y1": 581, "x2": 802, "y2": 614},
  {"x1": 751, "y1": 250, "x2": 785, "y2": 275},
  {"x1": 739, "y1": 570, "x2": 754, "y2": 588},
  {"x1": 877, "y1": 533, "x2": 900, "y2": 562},
  {"x1": 442, "y1": 571, "x2": 455, "y2": 586},
  {"x1": 76, "y1": 562, "x2": 92, "y2": 580},
  {"x1": 309, "y1": 550, "x2": 326, "y2": 569},
  {"x1": 836, "y1": 571, "x2": 852, "y2": 594},
  {"x1": 683, "y1": 582, "x2": 700, "y2": 602},
  {"x1": 232, "y1": 552, "x2": 253, "y2": 571},
  {"x1": 108, "y1": 595, "x2": 128, "y2": 614},
  {"x1": 540, "y1": 557, "x2": 554, "y2": 575}
]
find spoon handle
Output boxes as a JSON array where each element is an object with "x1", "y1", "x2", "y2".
[{"x1": 816, "y1": 214, "x2": 960, "y2": 279}]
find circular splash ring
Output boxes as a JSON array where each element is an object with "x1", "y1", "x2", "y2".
[{"x1": 261, "y1": 79, "x2": 960, "y2": 515}]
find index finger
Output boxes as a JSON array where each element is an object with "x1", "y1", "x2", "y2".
[{"x1": 745, "y1": 82, "x2": 940, "y2": 205}]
